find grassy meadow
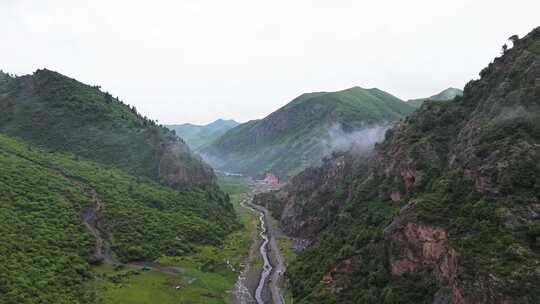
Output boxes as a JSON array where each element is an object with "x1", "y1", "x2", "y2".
[{"x1": 94, "y1": 174, "x2": 258, "y2": 304}]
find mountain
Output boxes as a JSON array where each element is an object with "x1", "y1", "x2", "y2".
[
  {"x1": 254, "y1": 28, "x2": 540, "y2": 303},
  {"x1": 408, "y1": 87, "x2": 464, "y2": 108},
  {"x1": 166, "y1": 119, "x2": 239, "y2": 150},
  {"x1": 0, "y1": 69, "x2": 214, "y2": 189},
  {"x1": 0, "y1": 133, "x2": 236, "y2": 303},
  {"x1": 202, "y1": 87, "x2": 415, "y2": 179},
  {"x1": 0, "y1": 70, "x2": 238, "y2": 303}
]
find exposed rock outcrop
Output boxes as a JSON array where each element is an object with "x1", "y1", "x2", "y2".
[{"x1": 281, "y1": 27, "x2": 540, "y2": 304}]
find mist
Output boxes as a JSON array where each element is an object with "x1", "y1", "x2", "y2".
[{"x1": 317, "y1": 123, "x2": 390, "y2": 157}]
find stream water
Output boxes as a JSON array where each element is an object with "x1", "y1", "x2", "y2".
[{"x1": 255, "y1": 211, "x2": 272, "y2": 304}]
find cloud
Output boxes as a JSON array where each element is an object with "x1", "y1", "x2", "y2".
[
  {"x1": 1, "y1": 0, "x2": 538, "y2": 124},
  {"x1": 318, "y1": 124, "x2": 390, "y2": 158}
]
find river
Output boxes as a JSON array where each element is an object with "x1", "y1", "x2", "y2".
[
  {"x1": 234, "y1": 196, "x2": 285, "y2": 304},
  {"x1": 255, "y1": 211, "x2": 272, "y2": 303}
]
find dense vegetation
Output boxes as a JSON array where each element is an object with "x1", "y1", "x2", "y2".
[
  {"x1": 203, "y1": 87, "x2": 414, "y2": 179},
  {"x1": 0, "y1": 132, "x2": 237, "y2": 303},
  {"x1": 166, "y1": 119, "x2": 239, "y2": 150},
  {"x1": 0, "y1": 69, "x2": 214, "y2": 189},
  {"x1": 276, "y1": 28, "x2": 540, "y2": 303},
  {"x1": 406, "y1": 87, "x2": 463, "y2": 108},
  {"x1": 94, "y1": 175, "x2": 256, "y2": 304},
  {"x1": 253, "y1": 191, "x2": 287, "y2": 220},
  {"x1": 288, "y1": 200, "x2": 438, "y2": 304}
]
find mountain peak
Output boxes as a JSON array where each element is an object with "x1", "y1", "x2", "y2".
[
  {"x1": 407, "y1": 87, "x2": 463, "y2": 108},
  {"x1": 0, "y1": 69, "x2": 216, "y2": 189},
  {"x1": 208, "y1": 118, "x2": 239, "y2": 127},
  {"x1": 166, "y1": 118, "x2": 239, "y2": 150},
  {"x1": 269, "y1": 26, "x2": 540, "y2": 304},
  {"x1": 0, "y1": 70, "x2": 11, "y2": 82},
  {"x1": 202, "y1": 86, "x2": 413, "y2": 179}
]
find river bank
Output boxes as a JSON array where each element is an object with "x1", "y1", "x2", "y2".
[
  {"x1": 248, "y1": 201, "x2": 286, "y2": 304},
  {"x1": 230, "y1": 185, "x2": 287, "y2": 304},
  {"x1": 92, "y1": 174, "x2": 290, "y2": 304}
]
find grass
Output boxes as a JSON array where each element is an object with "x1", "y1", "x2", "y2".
[
  {"x1": 94, "y1": 246, "x2": 239, "y2": 304},
  {"x1": 277, "y1": 236, "x2": 297, "y2": 270},
  {"x1": 95, "y1": 265, "x2": 191, "y2": 304},
  {"x1": 0, "y1": 133, "x2": 239, "y2": 304},
  {"x1": 271, "y1": 218, "x2": 297, "y2": 304},
  {"x1": 94, "y1": 175, "x2": 259, "y2": 304},
  {"x1": 216, "y1": 173, "x2": 252, "y2": 194},
  {"x1": 277, "y1": 236, "x2": 296, "y2": 304}
]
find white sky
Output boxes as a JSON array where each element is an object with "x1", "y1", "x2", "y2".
[{"x1": 1, "y1": 1, "x2": 539, "y2": 124}]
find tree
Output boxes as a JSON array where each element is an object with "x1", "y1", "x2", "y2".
[
  {"x1": 104, "y1": 92, "x2": 113, "y2": 103},
  {"x1": 501, "y1": 43, "x2": 508, "y2": 55},
  {"x1": 382, "y1": 287, "x2": 396, "y2": 304},
  {"x1": 508, "y1": 34, "x2": 519, "y2": 45}
]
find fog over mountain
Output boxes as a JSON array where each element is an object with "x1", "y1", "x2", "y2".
[{"x1": 318, "y1": 123, "x2": 390, "y2": 157}]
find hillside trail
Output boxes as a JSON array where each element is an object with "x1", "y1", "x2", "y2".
[
  {"x1": 79, "y1": 188, "x2": 114, "y2": 264},
  {"x1": 1, "y1": 149, "x2": 115, "y2": 263}
]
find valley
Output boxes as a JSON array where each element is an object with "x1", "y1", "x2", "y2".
[
  {"x1": 82, "y1": 173, "x2": 292, "y2": 304},
  {"x1": 1, "y1": 9, "x2": 539, "y2": 304},
  {"x1": 238, "y1": 192, "x2": 287, "y2": 304}
]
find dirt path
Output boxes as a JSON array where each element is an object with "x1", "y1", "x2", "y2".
[
  {"x1": 80, "y1": 188, "x2": 114, "y2": 264},
  {"x1": 3, "y1": 150, "x2": 115, "y2": 264},
  {"x1": 128, "y1": 261, "x2": 185, "y2": 277}
]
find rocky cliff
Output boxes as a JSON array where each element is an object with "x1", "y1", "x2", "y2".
[{"x1": 267, "y1": 28, "x2": 540, "y2": 303}]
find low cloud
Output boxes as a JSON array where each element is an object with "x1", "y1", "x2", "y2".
[{"x1": 317, "y1": 123, "x2": 390, "y2": 157}]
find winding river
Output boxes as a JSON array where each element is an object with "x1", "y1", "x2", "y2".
[
  {"x1": 234, "y1": 196, "x2": 285, "y2": 304},
  {"x1": 255, "y1": 211, "x2": 272, "y2": 303}
]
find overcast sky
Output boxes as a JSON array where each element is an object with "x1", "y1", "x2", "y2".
[{"x1": 1, "y1": 1, "x2": 539, "y2": 124}]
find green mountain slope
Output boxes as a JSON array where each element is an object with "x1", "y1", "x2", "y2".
[
  {"x1": 0, "y1": 69, "x2": 214, "y2": 189},
  {"x1": 407, "y1": 87, "x2": 463, "y2": 108},
  {"x1": 202, "y1": 87, "x2": 415, "y2": 179},
  {"x1": 166, "y1": 119, "x2": 239, "y2": 150},
  {"x1": 0, "y1": 69, "x2": 239, "y2": 303},
  {"x1": 0, "y1": 133, "x2": 236, "y2": 304},
  {"x1": 256, "y1": 28, "x2": 540, "y2": 303}
]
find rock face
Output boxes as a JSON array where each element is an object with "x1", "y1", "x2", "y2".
[
  {"x1": 279, "y1": 28, "x2": 540, "y2": 304},
  {"x1": 0, "y1": 69, "x2": 216, "y2": 189},
  {"x1": 157, "y1": 138, "x2": 216, "y2": 188},
  {"x1": 279, "y1": 153, "x2": 366, "y2": 239}
]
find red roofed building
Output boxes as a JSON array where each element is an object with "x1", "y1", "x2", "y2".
[{"x1": 263, "y1": 172, "x2": 279, "y2": 185}]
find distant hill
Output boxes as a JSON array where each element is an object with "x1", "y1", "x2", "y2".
[
  {"x1": 202, "y1": 87, "x2": 415, "y2": 179},
  {"x1": 407, "y1": 87, "x2": 463, "y2": 108},
  {"x1": 166, "y1": 119, "x2": 239, "y2": 150},
  {"x1": 0, "y1": 69, "x2": 215, "y2": 189}
]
